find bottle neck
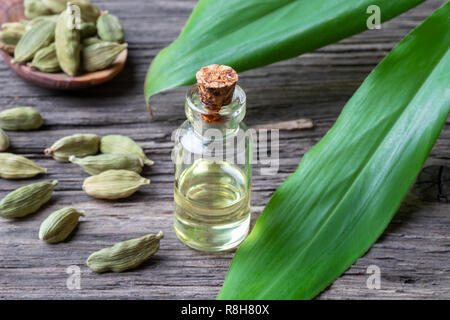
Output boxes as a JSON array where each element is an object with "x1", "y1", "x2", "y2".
[{"x1": 185, "y1": 85, "x2": 246, "y2": 139}]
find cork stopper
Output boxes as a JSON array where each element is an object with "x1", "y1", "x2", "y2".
[{"x1": 196, "y1": 64, "x2": 238, "y2": 111}]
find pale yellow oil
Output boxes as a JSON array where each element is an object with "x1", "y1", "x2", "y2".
[{"x1": 174, "y1": 159, "x2": 250, "y2": 251}]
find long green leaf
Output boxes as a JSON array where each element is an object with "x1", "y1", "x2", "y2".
[
  {"x1": 145, "y1": 0, "x2": 424, "y2": 104},
  {"x1": 218, "y1": 3, "x2": 450, "y2": 300}
]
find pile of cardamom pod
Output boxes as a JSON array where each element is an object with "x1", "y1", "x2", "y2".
[
  {"x1": 0, "y1": 106, "x2": 163, "y2": 273},
  {"x1": 0, "y1": 0, "x2": 128, "y2": 76}
]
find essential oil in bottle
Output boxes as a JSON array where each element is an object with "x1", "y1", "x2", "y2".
[{"x1": 173, "y1": 65, "x2": 252, "y2": 252}]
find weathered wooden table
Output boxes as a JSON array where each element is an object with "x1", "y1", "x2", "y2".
[{"x1": 0, "y1": 0, "x2": 448, "y2": 300}]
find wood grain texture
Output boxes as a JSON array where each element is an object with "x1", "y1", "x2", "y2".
[{"x1": 0, "y1": 0, "x2": 449, "y2": 300}]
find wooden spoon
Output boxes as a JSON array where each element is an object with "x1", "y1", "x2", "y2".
[{"x1": 0, "y1": 0, "x2": 127, "y2": 90}]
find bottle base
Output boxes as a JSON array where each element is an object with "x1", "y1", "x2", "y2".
[{"x1": 174, "y1": 214, "x2": 250, "y2": 252}]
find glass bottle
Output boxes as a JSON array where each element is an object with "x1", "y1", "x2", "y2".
[{"x1": 172, "y1": 65, "x2": 252, "y2": 252}]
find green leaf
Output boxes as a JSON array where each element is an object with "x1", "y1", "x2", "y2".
[
  {"x1": 145, "y1": 0, "x2": 424, "y2": 104},
  {"x1": 218, "y1": 3, "x2": 450, "y2": 300}
]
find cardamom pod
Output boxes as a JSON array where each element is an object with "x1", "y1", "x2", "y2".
[
  {"x1": 69, "y1": 154, "x2": 143, "y2": 175},
  {"x1": 0, "y1": 25, "x2": 25, "y2": 53},
  {"x1": 30, "y1": 42, "x2": 61, "y2": 73},
  {"x1": 82, "y1": 36, "x2": 103, "y2": 47},
  {"x1": 0, "y1": 180, "x2": 58, "y2": 219},
  {"x1": 0, "y1": 42, "x2": 15, "y2": 55},
  {"x1": 100, "y1": 135, "x2": 154, "y2": 166},
  {"x1": 82, "y1": 42, "x2": 127, "y2": 72},
  {"x1": 0, "y1": 129, "x2": 9, "y2": 151},
  {"x1": 0, "y1": 153, "x2": 47, "y2": 179},
  {"x1": 14, "y1": 19, "x2": 56, "y2": 63},
  {"x1": 86, "y1": 231, "x2": 164, "y2": 273},
  {"x1": 82, "y1": 169, "x2": 150, "y2": 199},
  {"x1": 24, "y1": 0, "x2": 53, "y2": 19},
  {"x1": 45, "y1": 133, "x2": 100, "y2": 162},
  {"x1": 2, "y1": 22, "x2": 27, "y2": 34},
  {"x1": 79, "y1": 22, "x2": 97, "y2": 39},
  {"x1": 39, "y1": 207, "x2": 85, "y2": 243},
  {"x1": 55, "y1": 5, "x2": 81, "y2": 76},
  {"x1": 71, "y1": 0, "x2": 101, "y2": 23},
  {"x1": 0, "y1": 24, "x2": 25, "y2": 54},
  {"x1": 0, "y1": 107, "x2": 44, "y2": 131},
  {"x1": 41, "y1": 0, "x2": 68, "y2": 13},
  {"x1": 97, "y1": 12, "x2": 124, "y2": 43}
]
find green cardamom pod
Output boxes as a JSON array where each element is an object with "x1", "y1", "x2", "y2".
[
  {"x1": 87, "y1": 231, "x2": 164, "y2": 273},
  {"x1": 0, "y1": 42, "x2": 15, "y2": 54},
  {"x1": 2, "y1": 22, "x2": 27, "y2": 34},
  {"x1": 30, "y1": 42, "x2": 61, "y2": 73},
  {"x1": 1, "y1": 23, "x2": 26, "y2": 54},
  {"x1": 0, "y1": 180, "x2": 58, "y2": 219},
  {"x1": 79, "y1": 22, "x2": 97, "y2": 39},
  {"x1": 25, "y1": 14, "x2": 60, "y2": 31},
  {"x1": 71, "y1": 0, "x2": 101, "y2": 23},
  {"x1": 0, "y1": 153, "x2": 47, "y2": 179},
  {"x1": 41, "y1": 0, "x2": 69, "y2": 13},
  {"x1": 82, "y1": 42, "x2": 127, "y2": 72},
  {"x1": 55, "y1": 5, "x2": 81, "y2": 76},
  {"x1": 0, "y1": 26, "x2": 24, "y2": 53},
  {"x1": 69, "y1": 154, "x2": 143, "y2": 175},
  {"x1": 82, "y1": 36, "x2": 103, "y2": 47},
  {"x1": 39, "y1": 207, "x2": 85, "y2": 243},
  {"x1": 45, "y1": 133, "x2": 100, "y2": 162},
  {"x1": 14, "y1": 19, "x2": 55, "y2": 63},
  {"x1": 97, "y1": 12, "x2": 124, "y2": 43},
  {"x1": 100, "y1": 135, "x2": 154, "y2": 166},
  {"x1": 0, "y1": 129, "x2": 9, "y2": 151},
  {"x1": 24, "y1": 0, "x2": 54, "y2": 19},
  {"x1": 0, "y1": 107, "x2": 44, "y2": 131},
  {"x1": 82, "y1": 169, "x2": 150, "y2": 199}
]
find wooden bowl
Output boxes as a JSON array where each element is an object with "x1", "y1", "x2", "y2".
[{"x1": 0, "y1": 0, "x2": 127, "y2": 90}]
